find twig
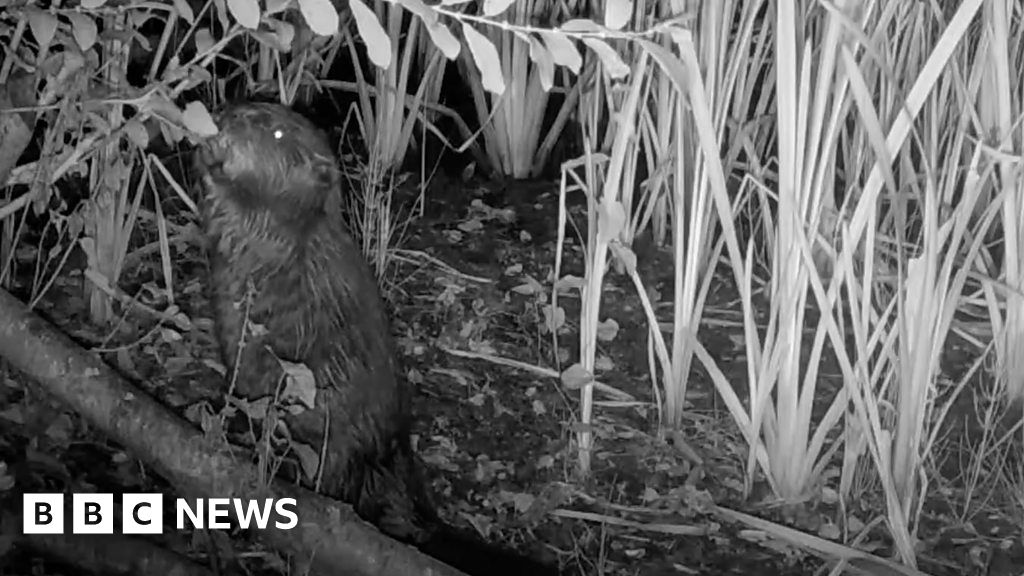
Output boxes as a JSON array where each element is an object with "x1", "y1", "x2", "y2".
[{"x1": 442, "y1": 347, "x2": 635, "y2": 402}]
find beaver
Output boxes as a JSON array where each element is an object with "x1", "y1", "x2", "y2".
[{"x1": 193, "y1": 101, "x2": 557, "y2": 576}]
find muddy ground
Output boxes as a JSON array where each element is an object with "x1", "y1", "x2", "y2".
[{"x1": 0, "y1": 166, "x2": 1021, "y2": 576}]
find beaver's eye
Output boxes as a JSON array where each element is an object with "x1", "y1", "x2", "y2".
[{"x1": 273, "y1": 128, "x2": 284, "y2": 140}]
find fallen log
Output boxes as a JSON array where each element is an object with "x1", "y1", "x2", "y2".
[
  {"x1": 9, "y1": 519, "x2": 218, "y2": 576},
  {"x1": 0, "y1": 287, "x2": 467, "y2": 576}
]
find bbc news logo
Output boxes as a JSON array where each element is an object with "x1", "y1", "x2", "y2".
[{"x1": 23, "y1": 494, "x2": 298, "y2": 534}]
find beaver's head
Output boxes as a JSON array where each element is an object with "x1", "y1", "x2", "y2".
[{"x1": 195, "y1": 102, "x2": 342, "y2": 228}]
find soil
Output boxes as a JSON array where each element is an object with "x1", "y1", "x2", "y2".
[{"x1": 1, "y1": 167, "x2": 1021, "y2": 576}]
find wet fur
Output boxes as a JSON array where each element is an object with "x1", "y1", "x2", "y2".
[{"x1": 194, "y1": 102, "x2": 556, "y2": 573}]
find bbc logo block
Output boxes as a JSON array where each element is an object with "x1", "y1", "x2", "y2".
[
  {"x1": 23, "y1": 494, "x2": 63, "y2": 534},
  {"x1": 123, "y1": 493, "x2": 163, "y2": 534},
  {"x1": 72, "y1": 493, "x2": 114, "y2": 534}
]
